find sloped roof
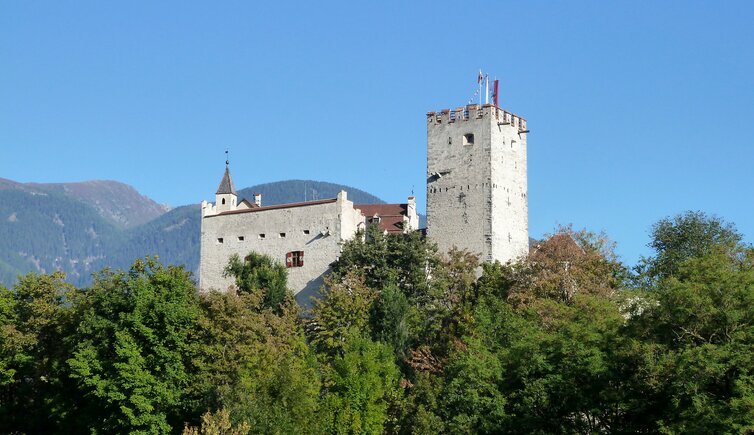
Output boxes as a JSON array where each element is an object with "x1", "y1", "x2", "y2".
[
  {"x1": 354, "y1": 203, "x2": 409, "y2": 234},
  {"x1": 354, "y1": 203, "x2": 407, "y2": 217},
  {"x1": 207, "y1": 198, "x2": 337, "y2": 217},
  {"x1": 216, "y1": 167, "x2": 236, "y2": 195}
]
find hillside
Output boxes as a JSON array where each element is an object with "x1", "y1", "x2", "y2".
[
  {"x1": 0, "y1": 178, "x2": 407, "y2": 287},
  {"x1": 0, "y1": 187, "x2": 124, "y2": 286},
  {"x1": 0, "y1": 178, "x2": 169, "y2": 228}
]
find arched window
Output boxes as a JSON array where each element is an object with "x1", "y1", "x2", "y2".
[{"x1": 222, "y1": 198, "x2": 226, "y2": 205}]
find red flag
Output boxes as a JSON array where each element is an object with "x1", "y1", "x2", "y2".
[{"x1": 492, "y1": 79, "x2": 499, "y2": 106}]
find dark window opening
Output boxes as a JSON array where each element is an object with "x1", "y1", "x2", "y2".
[
  {"x1": 238, "y1": 236, "x2": 244, "y2": 241},
  {"x1": 217, "y1": 238, "x2": 224, "y2": 244},
  {"x1": 303, "y1": 229, "x2": 310, "y2": 235},
  {"x1": 286, "y1": 251, "x2": 304, "y2": 268},
  {"x1": 259, "y1": 234, "x2": 266, "y2": 239},
  {"x1": 221, "y1": 198, "x2": 226, "y2": 205},
  {"x1": 463, "y1": 133, "x2": 474, "y2": 145},
  {"x1": 279, "y1": 232, "x2": 286, "y2": 238}
]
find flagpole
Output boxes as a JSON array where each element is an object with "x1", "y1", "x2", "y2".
[
  {"x1": 485, "y1": 74, "x2": 489, "y2": 105},
  {"x1": 478, "y1": 78, "x2": 482, "y2": 106}
]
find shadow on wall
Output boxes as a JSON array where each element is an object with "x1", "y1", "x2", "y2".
[{"x1": 295, "y1": 274, "x2": 326, "y2": 311}]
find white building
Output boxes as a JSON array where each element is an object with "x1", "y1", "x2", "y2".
[{"x1": 199, "y1": 165, "x2": 418, "y2": 304}]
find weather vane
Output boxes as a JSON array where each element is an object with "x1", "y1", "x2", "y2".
[{"x1": 225, "y1": 149, "x2": 229, "y2": 167}]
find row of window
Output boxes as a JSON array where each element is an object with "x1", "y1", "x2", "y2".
[{"x1": 217, "y1": 229, "x2": 312, "y2": 244}]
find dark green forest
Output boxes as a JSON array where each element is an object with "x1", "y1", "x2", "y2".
[{"x1": 1, "y1": 211, "x2": 753, "y2": 434}]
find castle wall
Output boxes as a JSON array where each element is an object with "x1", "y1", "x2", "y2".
[
  {"x1": 426, "y1": 105, "x2": 528, "y2": 263},
  {"x1": 490, "y1": 110, "x2": 529, "y2": 261},
  {"x1": 199, "y1": 192, "x2": 364, "y2": 307}
]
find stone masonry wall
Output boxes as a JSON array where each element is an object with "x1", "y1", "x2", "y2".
[
  {"x1": 426, "y1": 104, "x2": 528, "y2": 263},
  {"x1": 199, "y1": 192, "x2": 364, "y2": 307}
]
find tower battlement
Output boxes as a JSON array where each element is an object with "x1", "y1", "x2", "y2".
[{"x1": 427, "y1": 104, "x2": 527, "y2": 131}]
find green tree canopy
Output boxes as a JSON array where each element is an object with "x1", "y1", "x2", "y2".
[
  {"x1": 224, "y1": 252, "x2": 290, "y2": 314},
  {"x1": 67, "y1": 258, "x2": 200, "y2": 434},
  {"x1": 637, "y1": 210, "x2": 746, "y2": 284}
]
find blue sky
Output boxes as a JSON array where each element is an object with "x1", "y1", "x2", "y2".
[{"x1": 1, "y1": 1, "x2": 753, "y2": 265}]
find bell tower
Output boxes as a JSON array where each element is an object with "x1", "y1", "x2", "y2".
[{"x1": 215, "y1": 158, "x2": 237, "y2": 213}]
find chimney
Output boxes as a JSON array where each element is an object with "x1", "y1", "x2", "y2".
[
  {"x1": 407, "y1": 196, "x2": 418, "y2": 231},
  {"x1": 253, "y1": 193, "x2": 262, "y2": 207}
]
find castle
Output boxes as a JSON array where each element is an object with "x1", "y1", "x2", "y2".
[{"x1": 199, "y1": 100, "x2": 528, "y2": 303}]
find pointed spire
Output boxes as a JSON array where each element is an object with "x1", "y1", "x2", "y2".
[{"x1": 216, "y1": 151, "x2": 236, "y2": 195}]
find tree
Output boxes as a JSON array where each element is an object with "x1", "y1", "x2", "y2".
[
  {"x1": 319, "y1": 337, "x2": 401, "y2": 435},
  {"x1": 0, "y1": 272, "x2": 79, "y2": 433},
  {"x1": 224, "y1": 252, "x2": 290, "y2": 314},
  {"x1": 636, "y1": 211, "x2": 746, "y2": 284},
  {"x1": 67, "y1": 258, "x2": 200, "y2": 433},
  {"x1": 331, "y1": 225, "x2": 439, "y2": 300},
  {"x1": 370, "y1": 283, "x2": 411, "y2": 359},
  {"x1": 439, "y1": 338, "x2": 507, "y2": 433},
  {"x1": 183, "y1": 409, "x2": 250, "y2": 435},
  {"x1": 309, "y1": 273, "x2": 377, "y2": 356},
  {"x1": 632, "y1": 249, "x2": 754, "y2": 433},
  {"x1": 191, "y1": 290, "x2": 321, "y2": 434},
  {"x1": 506, "y1": 227, "x2": 625, "y2": 307}
]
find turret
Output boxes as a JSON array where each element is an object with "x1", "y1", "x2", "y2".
[{"x1": 215, "y1": 163, "x2": 237, "y2": 213}]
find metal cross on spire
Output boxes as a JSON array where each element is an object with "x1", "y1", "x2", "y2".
[{"x1": 225, "y1": 149, "x2": 229, "y2": 167}]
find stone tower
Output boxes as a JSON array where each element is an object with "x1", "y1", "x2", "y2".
[{"x1": 426, "y1": 104, "x2": 528, "y2": 263}]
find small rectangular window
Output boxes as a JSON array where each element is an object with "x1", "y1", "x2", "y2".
[
  {"x1": 259, "y1": 234, "x2": 266, "y2": 239},
  {"x1": 238, "y1": 236, "x2": 244, "y2": 241},
  {"x1": 217, "y1": 238, "x2": 224, "y2": 244},
  {"x1": 279, "y1": 232, "x2": 286, "y2": 238},
  {"x1": 303, "y1": 229, "x2": 310, "y2": 235},
  {"x1": 463, "y1": 133, "x2": 474, "y2": 145},
  {"x1": 285, "y1": 251, "x2": 304, "y2": 268}
]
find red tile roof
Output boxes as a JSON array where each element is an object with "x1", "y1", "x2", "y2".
[
  {"x1": 354, "y1": 204, "x2": 408, "y2": 218},
  {"x1": 354, "y1": 203, "x2": 409, "y2": 234}
]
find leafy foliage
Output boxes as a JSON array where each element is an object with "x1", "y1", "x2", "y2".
[
  {"x1": 636, "y1": 210, "x2": 745, "y2": 284},
  {"x1": 67, "y1": 258, "x2": 201, "y2": 433},
  {"x1": 224, "y1": 252, "x2": 289, "y2": 313},
  {"x1": 319, "y1": 337, "x2": 401, "y2": 435},
  {"x1": 0, "y1": 211, "x2": 752, "y2": 434}
]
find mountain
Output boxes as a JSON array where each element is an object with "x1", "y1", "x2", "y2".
[
  {"x1": 0, "y1": 178, "x2": 409, "y2": 288},
  {"x1": 0, "y1": 178, "x2": 170, "y2": 228},
  {"x1": 236, "y1": 180, "x2": 385, "y2": 206},
  {"x1": 0, "y1": 184, "x2": 124, "y2": 286}
]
